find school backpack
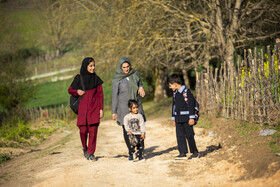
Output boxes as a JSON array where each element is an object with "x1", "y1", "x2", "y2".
[{"x1": 183, "y1": 88, "x2": 200, "y2": 124}]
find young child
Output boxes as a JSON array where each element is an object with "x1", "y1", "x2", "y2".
[
  {"x1": 168, "y1": 74, "x2": 199, "y2": 160},
  {"x1": 123, "y1": 99, "x2": 146, "y2": 161}
]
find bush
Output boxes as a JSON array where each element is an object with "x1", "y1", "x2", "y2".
[
  {"x1": 0, "y1": 153, "x2": 10, "y2": 164},
  {"x1": 0, "y1": 121, "x2": 31, "y2": 146}
]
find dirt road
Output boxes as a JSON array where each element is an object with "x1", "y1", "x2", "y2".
[{"x1": 1, "y1": 117, "x2": 279, "y2": 186}]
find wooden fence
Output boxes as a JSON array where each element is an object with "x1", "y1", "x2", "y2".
[
  {"x1": 195, "y1": 41, "x2": 280, "y2": 126},
  {"x1": 27, "y1": 104, "x2": 73, "y2": 121}
]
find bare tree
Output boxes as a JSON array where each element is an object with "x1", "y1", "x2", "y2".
[
  {"x1": 76, "y1": 0, "x2": 280, "y2": 100},
  {"x1": 34, "y1": 0, "x2": 95, "y2": 56}
]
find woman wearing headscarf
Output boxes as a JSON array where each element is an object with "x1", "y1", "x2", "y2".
[
  {"x1": 68, "y1": 57, "x2": 103, "y2": 161},
  {"x1": 112, "y1": 57, "x2": 146, "y2": 161}
]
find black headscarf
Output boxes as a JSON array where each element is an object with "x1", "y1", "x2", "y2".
[{"x1": 71, "y1": 57, "x2": 103, "y2": 90}]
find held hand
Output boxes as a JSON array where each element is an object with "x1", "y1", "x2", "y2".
[
  {"x1": 141, "y1": 133, "x2": 145, "y2": 140},
  {"x1": 100, "y1": 110, "x2": 104, "y2": 119},
  {"x1": 112, "y1": 114, "x2": 117, "y2": 120},
  {"x1": 172, "y1": 121, "x2": 176, "y2": 127},
  {"x1": 128, "y1": 130, "x2": 132, "y2": 135},
  {"x1": 77, "y1": 89, "x2": 85, "y2": 96},
  {"x1": 138, "y1": 87, "x2": 145, "y2": 97},
  {"x1": 189, "y1": 119, "x2": 195, "y2": 126}
]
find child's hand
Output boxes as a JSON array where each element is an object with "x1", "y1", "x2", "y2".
[
  {"x1": 189, "y1": 119, "x2": 195, "y2": 126},
  {"x1": 141, "y1": 133, "x2": 145, "y2": 140},
  {"x1": 128, "y1": 130, "x2": 132, "y2": 135}
]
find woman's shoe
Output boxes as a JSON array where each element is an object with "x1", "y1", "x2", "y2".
[
  {"x1": 83, "y1": 149, "x2": 88, "y2": 159},
  {"x1": 87, "y1": 154, "x2": 97, "y2": 161}
]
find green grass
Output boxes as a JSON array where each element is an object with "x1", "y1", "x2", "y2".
[
  {"x1": 0, "y1": 119, "x2": 72, "y2": 148},
  {"x1": 268, "y1": 125, "x2": 280, "y2": 153},
  {"x1": 196, "y1": 117, "x2": 212, "y2": 129},
  {"x1": 26, "y1": 75, "x2": 113, "y2": 109},
  {"x1": 25, "y1": 79, "x2": 73, "y2": 109}
]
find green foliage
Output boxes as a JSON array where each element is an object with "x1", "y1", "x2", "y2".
[
  {"x1": 0, "y1": 119, "x2": 70, "y2": 148},
  {"x1": 0, "y1": 153, "x2": 10, "y2": 164},
  {"x1": 0, "y1": 51, "x2": 36, "y2": 123},
  {"x1": 0, "y1": 121, "x2": 31, "y2": 146}
]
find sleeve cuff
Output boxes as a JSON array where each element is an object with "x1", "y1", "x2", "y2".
[
  {"x1": 171, "y1": 117, "x2": 175, "y2": 120},
  {"x1": 189, "y1": 115, "x2": 196, "y2": 119}
]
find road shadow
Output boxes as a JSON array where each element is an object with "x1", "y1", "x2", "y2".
[
  {"x1": 199, "y1": 143, "x2": 222, "y2": 158},
  {"x1": 144, "y1": 146, "x2": 177, "y2": 160}
]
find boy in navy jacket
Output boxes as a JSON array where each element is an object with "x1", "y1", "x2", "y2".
[{"x1": 168, "y1": 74, "x2": 199, "y2": 160}]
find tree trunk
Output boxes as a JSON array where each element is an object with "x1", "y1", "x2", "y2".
[
  {"x1": 153, "y1": 67, "x2": 167, "y2": 102},
  {"x1": 182, "y1": 68, "x2": 190, "y2": 87}
]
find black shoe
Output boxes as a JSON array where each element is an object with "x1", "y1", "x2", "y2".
[
  {"x1": 138, "y1": 157, "x2": 145, "y2": 162},
  {"x1": 188, "y1": 152, "x2": 199, "y2": 159},
  {"x1": 83, "y1": 149, "x2": 88, "y2": 159},
  {"x1": 175, "y1": 153, "x2": 187, "y2": 160},
  {"x1": 87, "y1": 154, "x2": 97, "y2": 161}
]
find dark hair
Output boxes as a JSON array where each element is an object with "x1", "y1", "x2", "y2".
[
  {"x1": 128, "y1": 99, "x2": 138, "y2": 108},
  {"x1": 168, "y1": 74, "x2": 182, "y2": 84}
]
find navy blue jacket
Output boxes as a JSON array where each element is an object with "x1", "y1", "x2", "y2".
[{"x1": 172, "y1": 85, "x2": 195, "y2": 123}]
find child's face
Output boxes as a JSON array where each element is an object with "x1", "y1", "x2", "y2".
[
  {"x1": 169, "y1": 83, "x2": 178, "y2": 92},
  {"x1": 129, "y1": 104, "x2": 139, "y2": 114}
]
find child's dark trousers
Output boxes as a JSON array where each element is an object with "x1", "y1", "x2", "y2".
[
  {"x1": 122, "y1": 125, "x2": 144, "y2": 158},
  {"x1": 176, "y1": 122, "x2": 198, "y2": 154}
]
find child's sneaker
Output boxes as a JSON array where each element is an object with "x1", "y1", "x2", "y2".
[
  {"x1": 175, "y1": 153, "x2": 187, "y2": 160},
  {"x1": 128, "y1": 155, "x2": 133, "y2": 161},
  {"x1": 138, "y1": 157, "x2": 145, "y2": 162},
  {"x1": 87, "y1": 154, "x2": 97, "y2": 161},
  {"x1": 188, "y1": 151, "x2": 199, "y2": 159}
]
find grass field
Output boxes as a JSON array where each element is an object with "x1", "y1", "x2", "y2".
[{"x1": 25, "y1": 78, "x2": 113, "y2": 109}]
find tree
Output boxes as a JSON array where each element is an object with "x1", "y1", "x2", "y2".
[
  {"x1": 76, "y1": 0, "x2": 280, "y2": 100},
  {"x1": 0, "y1": 52, "x2": 35, "y2": 125},
  {"x1": 34, "y1": 0, "x2": 96, "y2": 56}
]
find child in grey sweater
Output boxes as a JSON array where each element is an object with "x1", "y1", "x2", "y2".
[{"x1": 124, "y1": 99, "x2": 146, "y2": 161}]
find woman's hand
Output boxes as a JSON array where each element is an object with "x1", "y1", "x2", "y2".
[
  {"x1": 112, "y1": 114, "x2": 117, "y2": 120},
  {"x1": 100, "y1": 110, "x2": 104, "y2": 119},
  {"x1": 141, "y1": 133, "x2": 145, "y2": 140},
  {"x1": 77, "y1": 89, "x2": 85, "y2": 96},
  {"x1": 138, "y1": 87, "x2": 145, "y2": 97}
]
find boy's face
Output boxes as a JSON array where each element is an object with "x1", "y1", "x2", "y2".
[
  {"x1": 129, "y1": 104, "x2": 139, "y2": 114},
  {"x1": 169, "y1": 83, "x2": 178, "y2": 92}
]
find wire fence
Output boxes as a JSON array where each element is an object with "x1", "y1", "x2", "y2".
[{"x1": 195, "y1": 41, "x2": 280, "y2": 126}]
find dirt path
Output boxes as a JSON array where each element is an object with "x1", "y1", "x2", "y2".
[{"x1": 1, "y1": 118, "x2": 280, "y2": 187}]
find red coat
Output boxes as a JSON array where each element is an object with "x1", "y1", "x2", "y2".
[{"x1": 68, "y1": 85, "x2": 103, "y2": 126}]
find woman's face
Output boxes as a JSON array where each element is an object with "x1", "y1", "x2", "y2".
[
  {"x1": 87, "y1": 61, "x2": 95, "y2": 73},
  {"x1": 121, "y1": 62, "x2": 130, "y2": 74}
]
